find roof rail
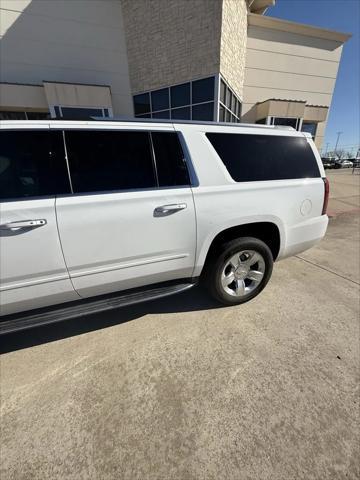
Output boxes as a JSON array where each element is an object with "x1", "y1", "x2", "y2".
[
  {"x1": 90, "y1": 116, "x2": 295, "y2": 130},
  {"x1": 0, "y1": 117, "x2": 295, "y2": 131}
]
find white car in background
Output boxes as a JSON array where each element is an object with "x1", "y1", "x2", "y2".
[{"x1": 0, "y1": 119, "x2": 329, "y2": 333}]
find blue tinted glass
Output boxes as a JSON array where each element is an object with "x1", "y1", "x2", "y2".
[
  {"x1": 171, "y1": 107, "x2": 191, "y2": 120},
  {"x1": 133, "y1": 93, "x2": 150, "y2": 115},
  {"x1": 192, "y1": 77, "x2": 215, "y2": 104},
  {"x1": 152, "y1": 110, "x2": 170, "y2": 119},
  {"x1": 192, "y1": 102, "x2": 214, "y2": 121},
  {"x1": 301, "y1": 122, "x2": 317, "y2": 137},
  {"x1": 151, "y1": 88, "x2": 169, "y2": 111},
  {"x1": 170, "y1": 83, "x2": 190, "y2": 108}
]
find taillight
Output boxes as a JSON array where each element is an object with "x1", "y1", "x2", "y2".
[{"x1": 322, "y1": 177, "x2": 329, "y2": 215}]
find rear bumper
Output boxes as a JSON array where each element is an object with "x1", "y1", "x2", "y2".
[{"x1": 278, "y1": 215, "x2": 329, "y2": 260}]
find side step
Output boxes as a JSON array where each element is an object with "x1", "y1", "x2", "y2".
[{"x1": 0, "y1": 282, "x2": 196, "y2": 335}]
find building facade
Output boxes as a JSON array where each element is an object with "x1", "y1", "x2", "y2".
[{"x1": 0, "y1": 0, "x2": 350, "y2": 149}]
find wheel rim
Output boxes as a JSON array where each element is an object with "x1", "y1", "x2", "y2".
[{"x1": 220, "y1": 250, "x2": 266, "y2": 297}]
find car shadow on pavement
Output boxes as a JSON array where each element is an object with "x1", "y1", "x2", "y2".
[{"x1": 0, "y1": 286, "x2": 221, "y2": 354}]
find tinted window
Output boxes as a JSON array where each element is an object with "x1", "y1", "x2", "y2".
[
  {"x1": 133, "y1": 93, "x2": 150, "y2": 115},
  {"x1": 152, "y1": 110, "x2": 170, "y2": 119},
  {"x1": 151, "y1": 88, "x2": 169, "y2": 111},
  {"x1": 0, "y1": 131, "x2": 70, "y2": 201},
  {"x1": 192, "y1": 77, "x2": 214, "y2": 104},
  {"x1": 273, "y1": 117, "x2": 297, "y2": 128},
  {"x1": 220, "y1": 80, "x2": 226, "y2": 104},
  {"x1": 302, "y1": 122, "x2": 317, "y2": 138},
  {"x1": 152, "y1": 132, "x2": 189, "y2": 187},
  {"x1": 60, "y1": 107, "x2": 103, "y2": 119},
  {"x1": 0, "y1": 111, "x2": 26, "y2": 120},
  {"x1": 170, "y1": 83, "x2": 190, "y2": 108},
  {"x1": 206, "y1": 133, "x2": 320, "y2": 182},
  {"x1": 171, "y1": 107, "x2": 191, "y2": 120},
  {"x1": 65, "y1": 131, "x2": 156, "y2": 193},
  {"x1": 192, "y1": 102, "x2": 214, "y2": 121}
]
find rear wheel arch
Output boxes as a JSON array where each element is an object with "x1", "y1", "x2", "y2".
[{"x1": 201, "y1": 222, "x2": 281, "y2": 274}]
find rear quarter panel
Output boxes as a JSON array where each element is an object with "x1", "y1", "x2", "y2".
[{"x1": 175, "y1": 126, "x2": 327, "y2": 276}]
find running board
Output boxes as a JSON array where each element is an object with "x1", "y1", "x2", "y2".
[{"x1": 0, "y1": 282, "x2": 196, "y2": 335}]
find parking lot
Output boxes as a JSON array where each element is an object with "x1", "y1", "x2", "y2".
[{"x1": 1, "y1": 170, "x2": 359, "y2": 480}]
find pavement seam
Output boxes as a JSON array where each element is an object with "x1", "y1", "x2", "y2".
[{"x1": 295, "y1": 255, "x2": 360, "y2": 286}]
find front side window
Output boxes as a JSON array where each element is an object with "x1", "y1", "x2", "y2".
[
  {"x1": 64, "y1": 131, "x2": 157, "y2": 193},
  {"x1": 206, "y1": 133, "x2": 320, "y2": 182},
  {"x1": 151, "y1": 132, "x2": 189, "y2": 187},
  {"x1": 0, "y1": 131, "x2": 70, "y2": 201}
]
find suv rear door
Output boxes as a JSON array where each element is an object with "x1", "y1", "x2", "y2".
[
  {"x1": 0, "y1": 127, "x2": 79, "y2": 315},
  {"x1": 54, "y1": 125, "x2": 196, "y2": 298}
]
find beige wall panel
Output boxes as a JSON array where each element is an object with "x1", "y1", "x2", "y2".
[
  {"x1": 43, "y1": 83, "x2": 112, "y2": 109},
  {"x1": 0, "y1": 83, "x2": 47, "y2": 109},
  {"x1": 304, "y1": 106, "x2": 328, "y2": 122},
  {"x1": 247, "y1": 26, "x2": 344, "y2": 62},
  {"x1": 219, "y1": 0, "x2": 248, "y2": 99},
  {"x1": 245, "y1": 69, "x2": 336, "y2": 95},
  {"x1": 245, "y1": 49, "x2": 339, "y2": 79},
  {"x1": 256, "y1": 101, "x2": 270, "y2": 120},
  {"x1": 121, "y1": 0, "x2": 222, "y2": 94},
  {"x1": 0, "y1": 0, "x2": 132, "y2": 115},
  {"x1": 243, "y1": 85, "x2": 332, "y2": 106},
  {"x1": 268, "y1": 100, "x2": 306, "y2": 118}
]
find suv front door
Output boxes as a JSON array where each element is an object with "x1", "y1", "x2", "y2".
[
  {"x1": 0, "y1": 128, "x2": 79, "y2": 315},
  {"x1": 55, "y1": 126, "x2": 196, "y2": 298}
]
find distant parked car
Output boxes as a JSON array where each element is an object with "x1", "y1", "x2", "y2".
[
  {"x1": 321, "y1": 157, "x2": 336, "y2": 169},
  {"x1": 349, "y1": 158, "x2": 360, "y2": 169},
  {"x1": 334, "y1": 159, "x2": 353, "y2": 169}
]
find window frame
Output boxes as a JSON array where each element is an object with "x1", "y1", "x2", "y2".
[{"x1": 57, "y1": 128, "x2": 195, "y2": 196}]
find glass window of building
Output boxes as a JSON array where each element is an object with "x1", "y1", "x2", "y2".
[
  {"x1": 133, "y1": 93, "x2": 151, "y2": 115},
  {"x1": 170, "y1": 83, "x2": 190, "y2": 109},
  {"x1": 218, "y1": 78, "x2": 242, "y2": 123},
  {"x1": 151, "y1": 88, "x2": 169, "y2": 112},
  {"x1": 301, "y1": 122, "x2": 317, "y2": 138},
  {"x1": 133, "y1": 76, "x2": 216, "y2": 122}
]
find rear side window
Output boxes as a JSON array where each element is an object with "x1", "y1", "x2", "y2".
[
  {"x1": 0, "y1": 131, "x2": 70, "y2": 201},
  {"x1": 151, "y1": 132, "x2": 189, "y2": 187},
  {"x1": 64, "y1": 130, "x2": 156, "y2": 193},
  {"x1": 206, "y1": 133, "x2": 320, "y2": 182}
]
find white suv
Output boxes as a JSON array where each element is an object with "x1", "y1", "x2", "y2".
[{"x1": 0, "y1": 119, "x2": 329, "y2": 333}]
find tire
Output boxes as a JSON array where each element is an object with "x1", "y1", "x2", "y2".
[{"x1": 204, "y1": 237, "x2": 274, "y2": 305}]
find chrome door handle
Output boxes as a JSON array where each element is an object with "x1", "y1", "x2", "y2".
[
  {"x1": 0, "y1": 219, "x2": 47, "y2": 231},
  {"x1": 154, "y1": 203, "x2": 187, "y2": 217}
]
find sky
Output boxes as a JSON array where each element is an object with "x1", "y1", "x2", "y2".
[{"x1": 266, "y1": 0, "x2": 360, "y2": 155}]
